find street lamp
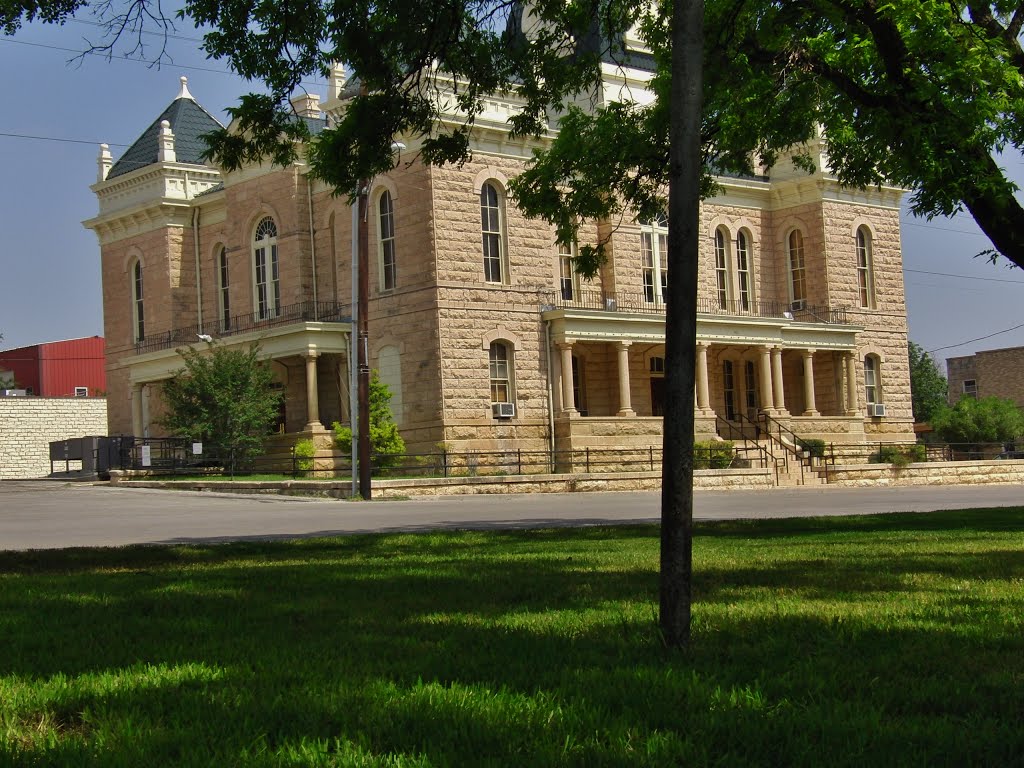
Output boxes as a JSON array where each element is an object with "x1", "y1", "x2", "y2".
[{"x1": 353, "y1": 140, "x2": 406, "y2": 500}]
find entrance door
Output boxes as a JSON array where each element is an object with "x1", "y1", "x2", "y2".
[{"x1": 650, "y1": 377, "x2": 665, "y2": 417}]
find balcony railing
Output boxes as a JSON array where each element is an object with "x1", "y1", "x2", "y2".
[
  {"x1": 134, "y1": 300, "x2": 351, "y2": 354},
  {"x1": 542, "y1": 289, "x2": 849, "y2": 324}
]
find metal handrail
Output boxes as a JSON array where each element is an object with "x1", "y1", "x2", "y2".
[
  {"x1": 715, "y1": 415, "x2": 770, "y2": 472},
  {"x1": 134, "y1": 299, "x2": 351, "y2": 354},
  {"x1": 542, "y1": 289, "x2": 849, "y2": 324}
]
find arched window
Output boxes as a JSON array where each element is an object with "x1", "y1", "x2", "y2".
[
  {"x1": 489, "y1": 341, "x2": 513, "y2": 404},
  {"x1": 787, "y1": 229, "x2": 806, "y2": 308},
  {"x1": 217, "y1": 247, "x2": 231, "y2": 331},
  {"x1": 481, "y1": 183, "x2": 506, "y2": 283},
  {"x1": 253, "y1": 216, "x2": 280, "y2": 320},
  {"x1": 736, "y1": 230, "x2": 752, "y2": 311},
  {"x1": 131, "y1": 258, "x2": 145, "y2": 342},
  {"x1": 558, "y1": 242, "x2": 578, "y2": 301},
  {"x1": 641, "y1": 214, "x2": 669, "y2": 304},
  {"x1": 856, "y1": 226, "x2": 875, "y2": 308},
  {"x1": 378, "y1": 190, "x2": 397, "y2": 291},
  {"x1": 864, "y1": 355, "x2": 881, "y2": 406},
  {"x1": 714, "y1": 228, "x2": 731, "y2": 309}
]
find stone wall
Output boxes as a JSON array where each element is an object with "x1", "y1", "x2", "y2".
[
  {"x1": 0, "y1": 398, "x2": 108, "y2": 479},
  {"x1": 825, "y1": 459, "x2": 1024, "y2": 486}
]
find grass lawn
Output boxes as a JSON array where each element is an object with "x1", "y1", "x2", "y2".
[{"x1": 1, "y1": 508, "x2": 1022, "y2": 766}]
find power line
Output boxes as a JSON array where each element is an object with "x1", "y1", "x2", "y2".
[
  {"x1": 0, "y1": 37, "x2": 328, "y2": 88},
  {"x1": 928, "y1": 322, "x2": 1024, "y2": 354},
  {"x1": 0, "y1": 131, "x2": 128, "y2": 148},
  {"x1": 905, "y1": 268, "x2": 1024, "y2": 284}
]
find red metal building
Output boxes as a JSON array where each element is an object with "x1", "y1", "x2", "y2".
[{"x1": 0, "y1": 336, "x2": 106, "y2": 396}]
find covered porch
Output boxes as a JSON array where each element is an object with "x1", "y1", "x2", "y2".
[{"x1": 544, "y1": 303, "x2": 866, "y2": 454}]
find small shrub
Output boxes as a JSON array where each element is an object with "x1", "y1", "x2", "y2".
[
  {"x1": 797, "y1": 438, "x2": 826, "y2": 459},
  {"x1": 293, "y1": 439, "x2": 316, "y2": 476},
  {"x1": 694, "y1": 441, "x2": 734, "y2": 469},
  {"x1": 869, "y1": 444, "x2": 924, "y2": 468}
]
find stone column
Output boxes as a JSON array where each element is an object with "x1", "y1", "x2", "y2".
[
  {"x1": 771, "y1": 346, "x2": 788, "y2": 415},
  {"x1": 759, "y1": 345, "x2": 775, "y2": 412},
  {"x1": 845, "y1": 351, "x2": 859, "y2": 415},
  {"x1": 558, "y1": 342, "x2": 577, "y2": 416},
  {"x1": 615, "y1": 341, "x2": 635, "y2": 416},
  {"x1": 696, "y1": 342, "x2": 711, "y2": 414},
  {"x1": 802, "y1": 348, "x2": 819, "y2": 416},
  {"x1": 131, "y1": 384, "x2": 143, "y2": 437},
  {"x1": 304, "y1": 350, "x2": 324, "y2": 430}
]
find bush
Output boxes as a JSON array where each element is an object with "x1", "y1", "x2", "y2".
[
  {"x1": 332, "y1": 371, "x2": 406, "y2": 473},
  {"x1": 293, "y1": 438, "x2": 316, "y2": 476},
  {"x1": 694, "y1": 440, "x2": 734, "y2": 469},
  {"x1": 797, "y1": 438, "x2": 826, "y2": 459},
  {"x1": 869, "y1": 444, "x2": 925, "y2": 467}
]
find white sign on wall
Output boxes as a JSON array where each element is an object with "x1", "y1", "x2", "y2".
[{"x1": 140, "y1": 444, "x2": 152, "y2": 467}]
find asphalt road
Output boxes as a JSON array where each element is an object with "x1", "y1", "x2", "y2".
[{"x1": 0, "y1": 480, "x2": 1020, "y2": 551}]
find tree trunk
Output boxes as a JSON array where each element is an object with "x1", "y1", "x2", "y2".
[{"x1": 661, "y1": 0, "x2": 703, "y2": 649}]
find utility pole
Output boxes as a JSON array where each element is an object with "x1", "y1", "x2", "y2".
[{"x1": 357, "y1": 181, "x2": 372, "y2": 500}]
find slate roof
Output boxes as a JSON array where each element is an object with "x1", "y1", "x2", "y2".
[{"x1": 107, "y1": 95, "x2": 224, "y2": 180}]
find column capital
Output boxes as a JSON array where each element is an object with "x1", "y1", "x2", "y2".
[
  {"x1": 304, "y1": 347, "x2": 320, "y2": 360},
  {"x1": 615, "y1": 340, "x2": 632, "y2": 350},
  {"x1": 801, "y1": 347, "x2": 816, "y2": 358},
  {"x1": 556, "y1": 341, "x2": 575, "y2": 352}
]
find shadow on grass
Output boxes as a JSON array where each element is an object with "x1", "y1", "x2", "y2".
[{"x1": 1, "y1": 509, "x2": 1022, "y2": 766}]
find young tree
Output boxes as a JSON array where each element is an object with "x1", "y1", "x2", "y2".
[
  {"x1": 908, "y1": 341, "x2": 948, "y2": 423},
  {"x1": 333, "y1": 371, "x2": 406, "y2": 470},
  {"x1": 160, "y1": 343, "x2": 280, "y2": 469},
  {"x1": 931, "y1": 395, "x2": 1024, "y2": 447}
]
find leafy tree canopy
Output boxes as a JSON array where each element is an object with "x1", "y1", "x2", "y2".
[
  {"x1": 930, "y1": 395, "x2": 1024, "y2": 445},
  {"x1": 10, "y1": 0, "x2": 1024, "y2": 268},
  {"x1": 160, "y1": 343, "x2": 281, "y2": 465},
  {"x1": 908, "y1": 341, "x2": 948, "y2": 423}
]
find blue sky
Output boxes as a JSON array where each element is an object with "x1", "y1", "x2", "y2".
[{"x1": 2, "y1": 14, "x2": 1024, "y2": 374}]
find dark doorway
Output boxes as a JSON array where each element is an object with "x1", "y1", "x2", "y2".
[{"x1": 651, "y1": 378, "x2": 665, "y2": 417}]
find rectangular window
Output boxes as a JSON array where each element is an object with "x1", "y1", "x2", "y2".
[
  {"x1": 74, "y1": 387, "x2": 88, "y2": 397},
  {"x1": 744, "y1": 360, "x2": 758, "y2": 418},
  {"x1": 864, "y1": 356, "x2": 878, "y2": 405},
  {"x1": 558, "y1": 243, "x2": 578, "y2": 301},
  {"x1": 789, "y1": 230, "x2": 806, "y2": 306},
  {"x1": 723, "y1": 360, "x2": 736, "y2": 421},
  {"x1": 715, "y1": 230, "x2": 729, "y2": 309},
  {"x1": 856, "y1": 228, "x2": 874, "y2": 308},
  {"x1": 481, "y1": 184, "x2": 504, "y2": 283},
  {"x1": 736, "y1": 232, "x2": 751, "y2": 311},
  {"x1": 379, "y1": 191, "x2": 397, "y2": 291},
  {"x1": 133, "y1": 260, "x2": 145, "y2": 342},
  {"x1": 219, "y1": 249, "x2": 231, "y2": 330},
  {"x1": 963, "y1": 379, "x2": 977, "y2": 398},
  {"x1": 489, "y1": 343, "x2": 510, "y2": 403}
]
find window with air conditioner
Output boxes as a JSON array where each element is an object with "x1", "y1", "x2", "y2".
[{"x1": 489, "y1": 341, "x2": 515, "y2": 417}]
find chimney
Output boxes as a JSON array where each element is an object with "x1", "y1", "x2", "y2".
[
  {"x1": 97, "y1": 143, "x2": 112, "y2": 182},
  {"x1": 290, "y1": 93, "x2": 321, "y2": 119},
  {"x1": 158, "y1": 120, "x2": 176, "y2": 163}
]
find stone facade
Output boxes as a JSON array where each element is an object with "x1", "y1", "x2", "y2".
[
  {"x1": 0, "y1": 398, "x2": 108, "y2": 479},
  {"x1": 85, "y1": 68, "x2": 916, "y2": 461},
  {"x1": 947, "y1": 346, "x2": 1024, "y2": 407}
]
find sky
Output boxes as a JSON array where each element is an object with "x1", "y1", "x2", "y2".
[{"x1": 2, "y1": 13, "x2": 1024, "y2": 376}]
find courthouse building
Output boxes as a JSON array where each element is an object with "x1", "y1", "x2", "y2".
[{"x1": 85, "y1": 52, "x2": 915, "y2": 458}]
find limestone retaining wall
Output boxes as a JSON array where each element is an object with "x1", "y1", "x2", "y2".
[
  {"x1": 0, "y1": 398, "x2": 108, "y2": 479},
  {"x1": 825, "y1": 459, "x2": 1024, "y2": 487}
]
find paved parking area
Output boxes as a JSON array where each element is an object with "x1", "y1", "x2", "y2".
[{"x1": 0, "y1": 480, "x2": 1020, "y2": 550}]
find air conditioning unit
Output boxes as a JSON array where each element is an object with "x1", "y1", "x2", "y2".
[
  {"x1": 870, "y1": 403, "x2": 887, "y2": 417},
  {"x1": 0, "y1": 389, "x2": 27, "y2": 397},
  {"x1": 492, "y1": 402, "x2": 516, "y2": 418},
  {"x1": 790, "y1": 299, "x2": 806, "y2": 311}
]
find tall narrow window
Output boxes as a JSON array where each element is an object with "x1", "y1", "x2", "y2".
[
  {"x1": 723, "y1": 360, "x2": 736, "y2": 421},
  {"x1": 864, "y1": 355, "x2": 880, "y2": 405},
  {"x1": 489, "y1": 342, "x2": 512, "y2": 403},
  {"x1": 571, "y1": 355, "x2": 587, "y2": 414},
  {"x1": 481, "y1": 183, "x2": 504, "y2": 283},
  {"x1": 714, "y1": 228, "x2": 730, "y2": 309},
  {"x1": 218, "y1": 247, "x2": 231, "y2": 331},
  {"x1": 788, "y1": 229, "x2": 806, "y2": 308},
  {"x1": 736, "y1": 230, "x2": 752, "y2": 311},
  {"x1": 856, "y1": 226, "x2": 874, "y2": 308},
  {"x1": 641, "y1": 214, "x2": 668, "y2": 303},
  {"x1": 378, "y1": 190, "x2": 397, "y2": 291},
  {"x1": 254, "y1": 216, "x2": 280, "y2": 320},
  {"x1": 558, "y1": 243, "x2": 578, "y2": 301},
  {"x1": 131, "y1": 259, "x2": 145, "y2": 342},
  {"x1": 744, "y1": 360, "x2": 758, "y2": 418}
]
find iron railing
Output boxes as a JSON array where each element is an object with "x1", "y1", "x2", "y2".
[
  {"x1": 134, "y1": 300, "x2": 351, "y2": 354},
  {"x1": 543, "y1": 289, "x2": 849, "y2": 324}
]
